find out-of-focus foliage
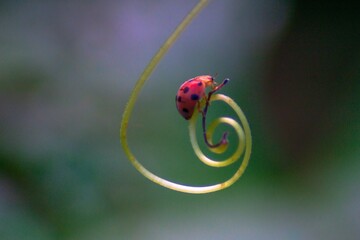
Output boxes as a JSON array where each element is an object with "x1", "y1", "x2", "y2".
[{"x1": 1, "y1": 0, "x2": 359, "y2": 239}]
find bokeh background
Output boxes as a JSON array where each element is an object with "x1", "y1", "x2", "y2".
[{"x1": 1, "y1": 0, "x2": 359, "y2": 239}]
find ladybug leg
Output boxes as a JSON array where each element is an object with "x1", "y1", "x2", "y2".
[
  {"x1": 197, "y1": 101, "x2": 205, "y2": 117},
  {"x1": 196, "y1": 92, "x2": 208, "y2": 117}
]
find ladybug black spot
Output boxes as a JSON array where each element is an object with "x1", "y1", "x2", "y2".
[
  {"x1": 191, "y1": 94, "x2": 199, "y2": 101},
  {"x1": 177, "y1": 96, "x2": 182, "y2": 102},
  {"x1": 182, "y1": 108, "x2": 189, "y2": 113},
  {"x1": 197, "y1": 82, "x2": 202, "y2": 86},
  {"x1": 183, "y1": 87, "x2": 189, "y2": 93}
]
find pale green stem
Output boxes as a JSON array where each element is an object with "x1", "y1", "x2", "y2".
[{"x1": 120, "y1": 0, "x2": 252, "y2": 194}]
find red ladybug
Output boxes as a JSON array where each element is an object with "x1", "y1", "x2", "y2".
[{"x1": 175, "y1": 75, "x2": 228, "y2": 120}]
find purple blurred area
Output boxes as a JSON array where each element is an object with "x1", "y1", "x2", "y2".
[{"x1": 0, "y1": 0, "x2": 359, "y2": 239}]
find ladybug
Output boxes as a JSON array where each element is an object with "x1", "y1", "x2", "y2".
[{"x1": 175, "y1": 75, "x2": 228, "y2": 120}]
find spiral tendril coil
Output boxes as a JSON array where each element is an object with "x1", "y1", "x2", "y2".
[
  {"x1": 188, "y1": 94, "x2": 251, "y2": 191},
  {"x1": 120, "y1": 0, "x2": 252, "y2": 194}
]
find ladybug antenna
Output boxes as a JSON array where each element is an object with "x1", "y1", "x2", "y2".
[{"x1": 212, "y1": 73, "x2": 218, "y2": 80}]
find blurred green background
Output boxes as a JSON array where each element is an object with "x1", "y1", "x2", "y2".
[{"x1": 1, "y1": 0, "x2": 359, "y2": 239}]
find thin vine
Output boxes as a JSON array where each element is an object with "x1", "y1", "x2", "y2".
[{"x1": 120, "y1": 0, "x2": 252, "y2": 194}]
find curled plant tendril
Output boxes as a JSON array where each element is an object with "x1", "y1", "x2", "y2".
[
  {"x1": 189, "y1": 94, "x2": 249, "y2": 171},
  {"x1": 201, "y1": 78, "x2": 229, "y2": 149},
  {"x1": 120, "y1": 0, "x2": 252, "y2": 194}
]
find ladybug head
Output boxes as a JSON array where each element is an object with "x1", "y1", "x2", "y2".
[{"x1": 196, "y1": 75, "x2": 214, "y2": 87}]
